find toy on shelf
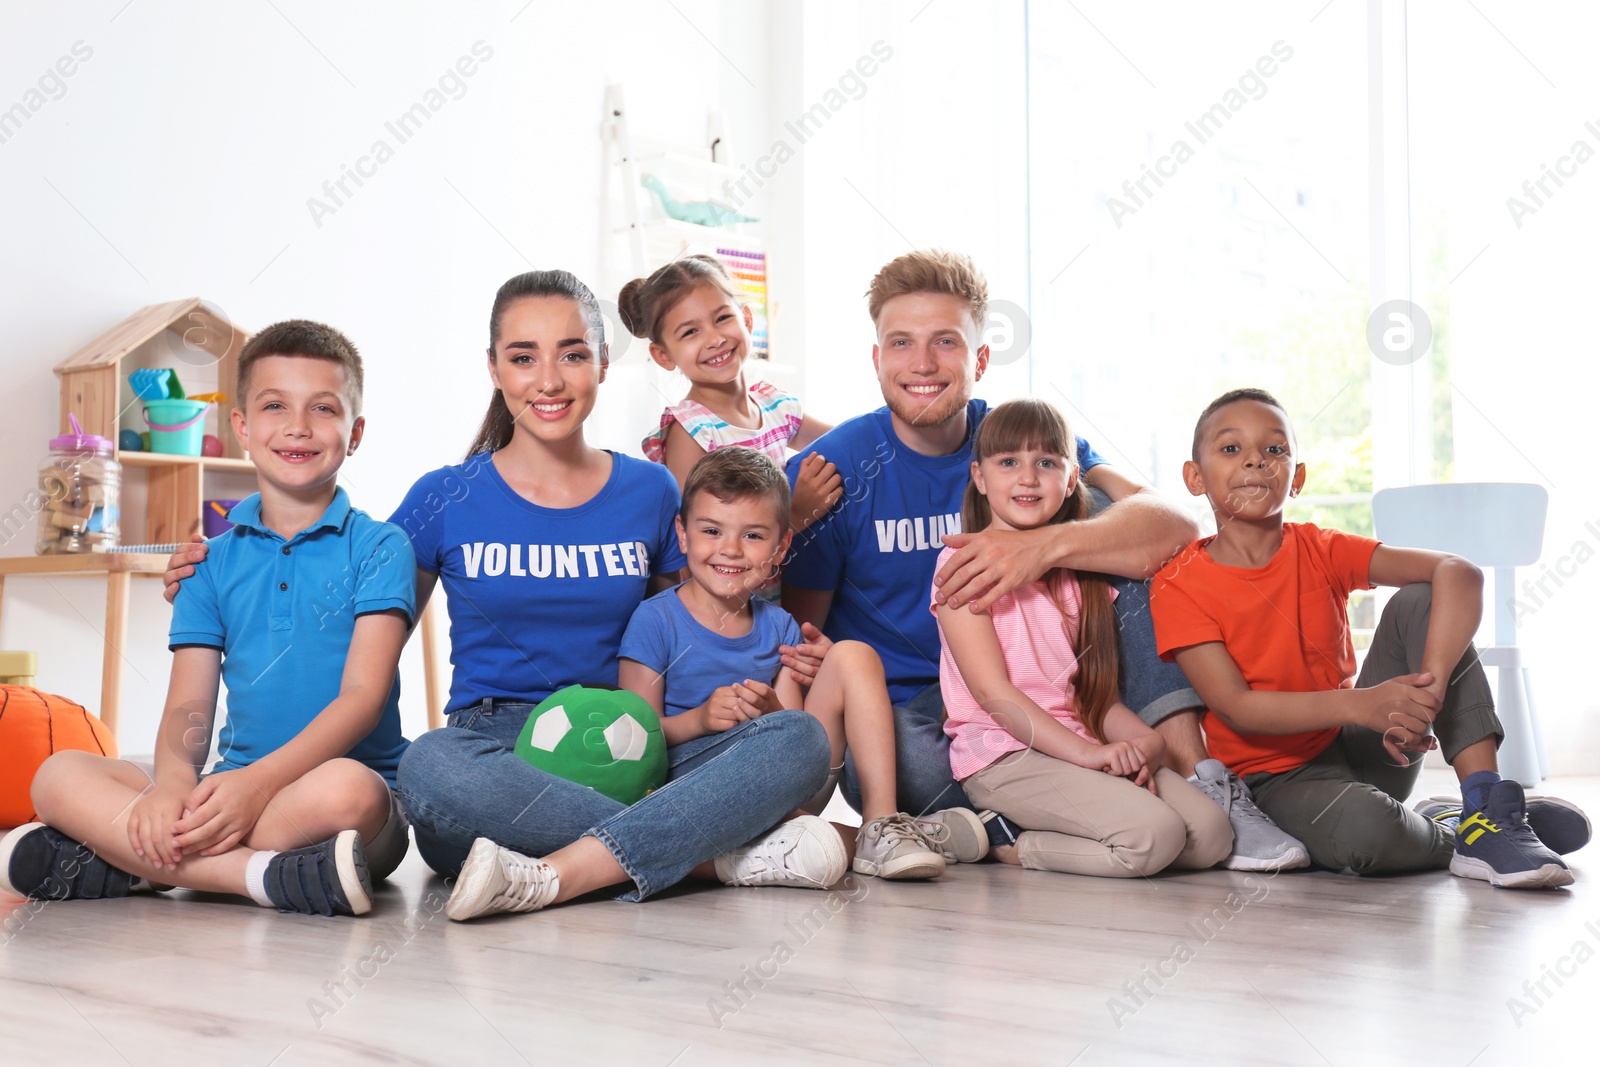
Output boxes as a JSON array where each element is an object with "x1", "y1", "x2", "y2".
[
  {"x1": 203, "y1": 500, "x2": 240, "y2": 537},
  {"x1": 641, "y1": 174, "x2": 757, "y2": 228},
  {"x1": 0, "y1": 651, "x2": 39, "y2": 687},
  {"x1": 130, "y1": 370, "x2": 224, "y2": 457},
  {"x1": 54, "y1": 297, "x2": 250, "y2": 544},
  {"x1": 128, "y1": 367, "x2": 184, "y2": 401},
  {"x1": 36, "y1": 414, "x2": 121, "y2": 555},
  {"x1": 118, "y1": 429, "x2": 143, "y2": 452},
  {"x1": 717, "y1": 247, "x2": 770, "y2": 360}
]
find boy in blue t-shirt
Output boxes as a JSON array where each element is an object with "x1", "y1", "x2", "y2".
[
  {"x1": 619, "y1": 447, "x2": 953, "y2": 881},
  {"x1": 1, "y1": 321, "x2": 415, "y2": 918}
]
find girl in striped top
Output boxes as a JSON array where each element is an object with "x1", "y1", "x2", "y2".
[
  {"x1": 622, "y1": 256, "x2": 841, "y2": 533},
  {"x1": 932, "y1": 398, "x2": 1231, "y2": 878}
]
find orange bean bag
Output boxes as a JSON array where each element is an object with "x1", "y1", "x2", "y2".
[{"x1": 0, "y1": 686, "x2": 116, "y2": 827}]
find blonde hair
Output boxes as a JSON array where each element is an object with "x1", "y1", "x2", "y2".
[
  {"x1": 962, "y1": 398, "x2": 1120, "y2": 743},
  {"x1": 865, "y1": 249, "x2": 987, "y2": 330}
]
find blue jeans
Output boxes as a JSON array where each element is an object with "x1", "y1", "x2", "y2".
[
  {"x1": 1106, "y1": 574, "x2": 1203, "y2": 727},
  {"x1": 398, "y1": 700, "x2": 830, "y2": 901}
]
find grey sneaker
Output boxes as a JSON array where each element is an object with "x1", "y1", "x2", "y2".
[
  {"x1": 853, "y1": 814, "x2": 947, "y2": 880},
  {"x1": 1190, "y1": 759, "x2": 1310, "y2": 871},
  {"x1": 915, "y1": 808, "x2": 991, "y2": 864},
  {"x1": 715, "y1": 815, "x2": 847, "y2": 890},
  {"x1": 446, "y1": 838, "x2": 560, "y2": 921}
]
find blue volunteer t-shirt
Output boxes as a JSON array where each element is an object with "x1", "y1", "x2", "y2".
[
  {"x1": 784, "y1": 399, "x2": 1106, "y2": 703},
  {"x1": 619, "y1": 585, "x2": 802, "y2": 717},
  {"x1": 168, "y1": 488, "x2": 415, "y2": 785},
  {"x1": 391, "y1": 451, "x2": 688, "y2": 714}
]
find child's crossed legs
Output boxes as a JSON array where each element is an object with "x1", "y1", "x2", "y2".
[{"x1": 28, "y1": 751, "x2": 398, "y2": 894}]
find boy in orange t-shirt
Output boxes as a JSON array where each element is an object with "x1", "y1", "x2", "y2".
[{"x1": 1151, "y1": 388, "x2": 1587, "y2": 888}]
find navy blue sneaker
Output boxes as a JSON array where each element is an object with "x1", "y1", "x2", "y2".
[
  {"x1": 263, "y1": 830, "x2": 373, "y2": 917},
  {"x1": 1416, "y1": 793, "x2": 1592, "y2": 855},
  {"x1": 0, "y1": 823, "x2": 138, "y2": 901},
  {"x1": 1447, "y1": 782, "x2": 1573, "y2": 889}
]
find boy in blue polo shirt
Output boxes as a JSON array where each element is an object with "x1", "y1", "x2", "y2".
[{"x1": 0, "y1": 320, "x2": 415, "y2": 918}]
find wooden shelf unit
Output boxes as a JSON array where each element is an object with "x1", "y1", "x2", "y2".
[
  {"x1": 0, "y1": 553, "x2": 170, "y2": 736},
  {"x1": 53, "y1": 298, "x2": 255, "y2": 544}
]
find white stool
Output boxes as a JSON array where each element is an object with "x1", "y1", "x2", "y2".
[{"x1": 1371, "y1": 482, "x2": 1549, "y2": 788}]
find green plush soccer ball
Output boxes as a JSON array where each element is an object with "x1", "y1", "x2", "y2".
[{"x1": 513, "y1": 685, "x2": 667, "y2": 805}]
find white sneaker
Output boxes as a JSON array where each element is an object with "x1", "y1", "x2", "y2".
[
  {"x1": 714, "y1": 815, "x2": 846, "y2": 889},
  {"x1": 915, "y1": 808, "x2": 991, "y2": 864},
  {"x1": 445, "y1": 838, "x2": 560, "y2": 922},
  {"x1": 854, "y1": 814, "x2": 947, "y2": 880},
  {"x1": 1190, "y1": 759, "x2": 1311, "y2": 872}
]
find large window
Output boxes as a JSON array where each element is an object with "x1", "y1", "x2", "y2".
[
  {"x1": 1027, "y1": 1, "x2": 1385, "y2": 540},
  {"x1": 790, "y1": 2, "x2": 1592, "y2": 753},
  {"x1": 1406, "y1": 2, "x2": 1600, "y2": 758},
  {"x1": 1022, "y1": 0, "x2": 1595, "y2": 753}
]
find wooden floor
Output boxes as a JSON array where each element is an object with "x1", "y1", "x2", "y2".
[{"x1": 2, "y1": 769, "x2": 1596, "y2": 1066}]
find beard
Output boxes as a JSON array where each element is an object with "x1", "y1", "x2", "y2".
[{"x1": 882, "y1": 380, "x2": 972, "y2": 431}]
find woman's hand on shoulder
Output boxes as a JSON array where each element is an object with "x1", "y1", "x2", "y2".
[{"x1": 162, "y1": 535, "x2": 210, "y2": 604}]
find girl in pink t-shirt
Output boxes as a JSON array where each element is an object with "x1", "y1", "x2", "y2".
[{"x1": 932, "y1": 399, "x2": 1230, "y2": 877}]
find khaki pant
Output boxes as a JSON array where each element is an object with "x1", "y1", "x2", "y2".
[{"x1": 963, "y1": 750, "x2": 1232, "y2": 877}]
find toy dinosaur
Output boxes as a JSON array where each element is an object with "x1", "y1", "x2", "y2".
[{"x1": 640, "y1": 174, "x2": 757, "y2": 228}]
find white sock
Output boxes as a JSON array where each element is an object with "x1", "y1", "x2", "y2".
[{"x1": 244, "y1": 850, "x2": 280, "y2": 907}]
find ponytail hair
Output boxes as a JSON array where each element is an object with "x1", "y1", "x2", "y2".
[
  {"x1": 616, "y1": 254, "x2": 737, "y2": 346},
  {"x1": 962, "y1": 398, "x2": 1121, "y2": 742},
  {"x1": 468, "y1": 269, "x2": 607, "y2": 457}
]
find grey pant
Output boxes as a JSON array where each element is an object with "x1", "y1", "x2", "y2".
[{"x1": 1243, "y1": 584, "x2": 1501, "y2": 875}]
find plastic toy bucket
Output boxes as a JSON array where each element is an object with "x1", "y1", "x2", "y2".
[{"x1": 143, "y1": 399, "x2": 208, "y2": 455}]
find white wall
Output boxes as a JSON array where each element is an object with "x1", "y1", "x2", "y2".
[
  {"x1": 791, "y1": 1, "x2": 1032, "y2": 425},
  {"x1": 0, "y1": 0, "x2": 779, "y2": 748},
  {"x1": 0, "y1": 1, "x2": 1034, "y2": 753}
]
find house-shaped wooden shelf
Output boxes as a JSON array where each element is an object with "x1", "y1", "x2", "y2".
[{"x1": 53, "y1": 298, "x2": 255, "y2": 545}]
